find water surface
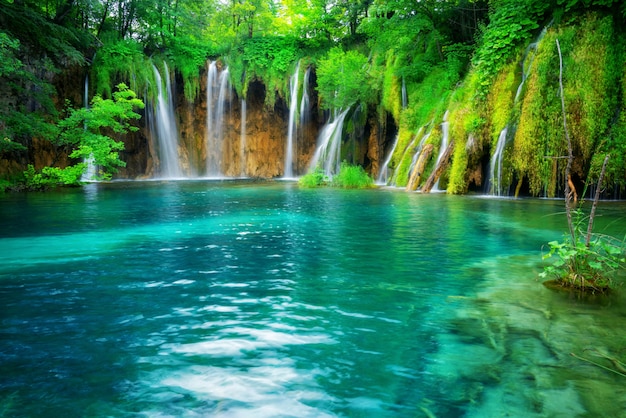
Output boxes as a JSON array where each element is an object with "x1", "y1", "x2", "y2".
[{"x1": 1, "y1": 181, "x2": 625, "y2": 417}]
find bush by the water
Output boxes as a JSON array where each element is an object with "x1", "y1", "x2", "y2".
[
  {"x1": 298, "y1": 162, "x2": 374, "y2": 189},
  {"x1": 298, "y1": 167, "x2": 328, "y2": 187},
  {"x1": 332, "y1": 162, "x2": 375, "y2": 188}
]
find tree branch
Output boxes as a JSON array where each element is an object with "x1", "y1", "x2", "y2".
[{"x1": 556, "y1": 38, "x2": 576, "y2": 243}]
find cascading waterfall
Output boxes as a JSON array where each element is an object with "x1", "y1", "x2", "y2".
[
  {"x1": 407, "y1": 128, "x2": 430, "y2": 175},
  {"x1": 488, "y1": 127, "x2": 509, "y2": 196},
  {"x1": 205, "y1": 61, "x2": 217, "y2": 176},
  {"x1": 300, "y1": 67, "x2": 311, "y2": 128},
  {"x1": 240, "y1": 99, "x2": 247, "y2": 176},
  {"x1": 151, "y1": 62, "x2": 183, "y2": 178},
  {"x1": 488, "y1": 26, "x2": 547, "y2": 195},
  {"x1": 206, "y1": 63, "x2": 231, "y2": 177},
  {"x1": 376, "y1": 134, "x2": 400, "y2": 185},
  {"x1": 81, "y1": 75, "x2": 97, "y2": 182},
  {"x1": 284, "y1": 62, "x2": 300, "y2": 178},
  {"x1": 308, "y1": 109, "x2": 350, "y2": 177},
  {"x1": 432, "y1": 111, "x2": 450, "y2": 192}
]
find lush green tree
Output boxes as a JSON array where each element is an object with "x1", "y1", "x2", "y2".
[
  {"x1": 21, "y1": 83, "x2": 144, "y2": 188},
  {"x1": 316, "y1": 47, "x2": 373, "y2": 110}
]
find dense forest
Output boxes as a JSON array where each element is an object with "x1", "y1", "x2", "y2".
[{"x1": 1, "y1": 0, "x2": 625, "y2": 196}]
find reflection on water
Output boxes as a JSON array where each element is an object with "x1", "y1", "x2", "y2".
[{"x1": 0, "y1": 181, "x2": 625, "y2": 417}]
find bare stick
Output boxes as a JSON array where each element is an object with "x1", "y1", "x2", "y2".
[
  {"x1": 556, "y1": 38, "x2": 576, "y2": 243},
  {"x1": 586, "y1": 154, "x2": 610, "y2": 247}
]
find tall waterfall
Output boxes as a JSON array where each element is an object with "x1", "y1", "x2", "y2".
[
  {"x1": 376, "y1": 134, "x2": 399, "y2": 185},
  {"x1": 206, "y1": 61, "x2": 231, "y2": 177},
  {"x1": 206, "y1": 61, "x2": 217, "y2": 176},
  {"x1": 308, "y1": 109, "x2": 350, "y2": 177},
  {"x1": 488, "y1": 26, "x2": 547, "y2": 195},
  {"x1": 284, "y1": 62, "x2": 300, "y2": 178},
  {"x1": 240, "y1": 99, "x2": 247, "y2": 176},
  {"x1": 151, "y1": 62, "x2": 183, "y2": 178},
  {"x1": 432, "y1": 111, "x2": 450, "y2": 192},
  {"x1": 81, "y1": 75, "x2": 97, "y2": 182}
]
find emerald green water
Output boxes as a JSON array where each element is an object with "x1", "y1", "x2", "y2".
[{"x1": 1, "y1": 181, "x2": 625, "y2": 417}]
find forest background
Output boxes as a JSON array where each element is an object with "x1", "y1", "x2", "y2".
[{"x1": 0, "y1": 0, "x2": 625, "y2": 196}]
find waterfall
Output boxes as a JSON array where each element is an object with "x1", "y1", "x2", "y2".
[
  {"x1": 488, "y1": 127, "x2": 508, "y2": 196},
  {"x1": 432, "y1": 111, "x2": 450, "y2": 192},
  {"x1": 206, "y1": 64, "x2": 230, "y2": 177},
  {"x1": 81, "y1": 75, "x2": 97, "y2": 182},
  {"x1": 300, "y1": 66, "x2": 311, "y2": 128},
  {"x1": 407, "y1": 128, "x2": 430, "y2": 175},
  {"x1": 488, "y1": 27, "x2": 548, "y2": 195},
  {"x1": 376, "y1": 134, "x2": 400, "y2": 185},
  {"x1": 205, "y1": 61, "x2": 217, "y2": 176},
  {"x1": 152, "y1": 62, "x2": 183, "y2": 178},
  {"x1": 515, "y1": 27, "x2": 547, "y2": 103},
  {"x1": 308, "y1": 109, "x2": 350, "y2": 177},
  {"x1": 284, "y1": 62, "x2": 300, "y2": 179},
  {"x1": 240, "y1": 99, "x2": 247, "y2": 177},
  {"x1": 401, "y1": 77, "x2": 408, "y2": 109}
]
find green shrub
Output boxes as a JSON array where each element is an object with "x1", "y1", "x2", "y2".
[
  {"x1": 298, "y1": 166, "x2": 328, "y2": 188},
  {"x1": 331, "y1": 162, "x2": 374, "y2": 188},
  {"x1": 541, "y1": 230, "x2": 625, "y2": 292}
]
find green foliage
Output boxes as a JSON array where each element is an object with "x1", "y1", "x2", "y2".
[
  {"x1": 92, "y1": 38, "x2": 155, "y2": 99},
  {"x1": 55, "y1": 83, "x2": 144, "y2": 180},
  {"x1": 473, "y1": 0, "x2": 550, "y2": 95},
  {"x1": 541, "y1": 229, "x2": 625, "y2": 292},
  {"x1": 332, "y1": 161, "x2": 375, "y2": 188},
  {"x1": 0, "y1": 137, "x2": 27, "y2": 155},
  {"x1": 298, "y1": 166, "x2": 328, "y2": 188},
  {"x1": 512, "y1": 28, "x2": 564, "y2": 196},
  {"x1": 167, "y1": 37, "x2": 212, "y2": 102},
  {"x1": 299, "y1": 162, "x2": 374, "y2": 189},
  {"x1": 228, "y1": 36, "x2": 298, "y2": 106},
  {"x1": 316, "y1": 47, "x2": 373, "y2": 110},
  {"x1": 14, "y1": 83, "x2": 145, "y2": 191},
  {"x1": 0, "y1": 1, "x2": 88, "y2": 66},
  {"x1": 0, "y1": 31, "x2": 22, "y2": 78}
]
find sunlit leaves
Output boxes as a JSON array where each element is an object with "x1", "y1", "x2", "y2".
[{"x1": 316, "y1": 47, "x2": 372, "y2": 110}]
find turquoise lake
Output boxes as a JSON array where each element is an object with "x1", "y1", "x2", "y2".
[{"x1": 1, "y1": 181, "x2": 625, "y2": 417}]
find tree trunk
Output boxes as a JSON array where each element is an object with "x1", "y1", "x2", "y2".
[
  {"x1": 406, "y1": 143, "x2": 433, "y2": 191},
  {"x1": 422, "y1": 141, "x2": 454, "y2": 193}
]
